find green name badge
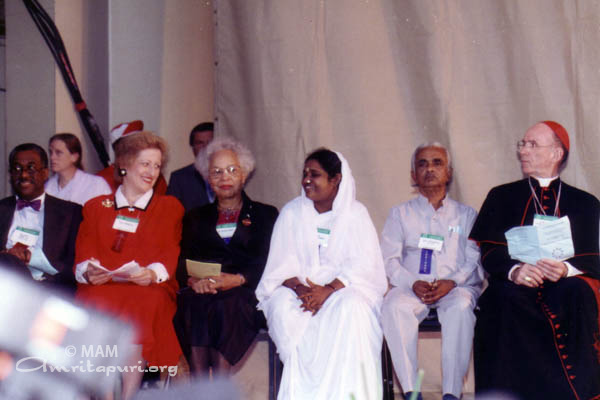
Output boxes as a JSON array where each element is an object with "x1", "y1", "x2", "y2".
[
  {"x1": 112, "y1": 215, "x2": 140, "y2": 233},
  {"x1": 418, "y1": 233, "x2": 444, "y2": 252}
]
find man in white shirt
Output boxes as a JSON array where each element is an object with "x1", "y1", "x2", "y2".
[
  {"x1": 381, "y1": 142, "x2": 483, "y2": 400},
  {"x1": 0, "y1": 143, "x2": 81, "y2": 292}
]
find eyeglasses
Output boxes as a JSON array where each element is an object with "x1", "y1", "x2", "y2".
[
  {"x1": 516, "y1": 140, "x2": 558, "y2": 150},
  {"x1": 10, "y1": 164, "x2": 45, "y2": 176},
  {"x1": 209, "y1": 165, "x2": 242, "y2": 179}
]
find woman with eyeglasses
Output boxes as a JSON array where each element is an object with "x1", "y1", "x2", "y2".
[
  {"x1": 175, "y1": 137, "x2": 278, "y2": 376},
  {"x1": 45, "y1": 133, "x2": 111, "y2": 205},
  {"x1": 256, "y1": 148, "x2": 388, "y2": 400}
]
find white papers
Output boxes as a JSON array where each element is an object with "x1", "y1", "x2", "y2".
[
  {"x1": 28, "y1": 247, "x2": 58, "y2": 277},
  {"x1": 89, "y1": 260, "x2": 143, "y2": 282},
  {"x1": 505, "y1": 216, "x2": 574, "y2": 265}
]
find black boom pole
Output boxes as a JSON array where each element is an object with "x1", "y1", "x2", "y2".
[{"x1": 23, "y1": 0, "x2": 110, "y2": 167}]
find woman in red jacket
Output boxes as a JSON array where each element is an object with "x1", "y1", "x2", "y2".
[{"x1": 74, "y1": 131, "x2": 183, "y2": 399}]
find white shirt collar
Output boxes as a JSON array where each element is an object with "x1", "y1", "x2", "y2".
[
  {"x1": 416, "y1": 193, "x2": 447, "y2": 210},
  {"x1": 115, "y1": 186, "x2": 154, "y2": 209},
  {"x1": 532, "y1": 175, "x2": 559, "y2": 188}
]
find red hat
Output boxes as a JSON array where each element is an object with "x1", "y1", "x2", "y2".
[
  {"x1": 109, "y1": 120, "x2": 144, "y2": 145},
  {"x1": 542, "y1": 120, "x2": 570, "y2": 152}
]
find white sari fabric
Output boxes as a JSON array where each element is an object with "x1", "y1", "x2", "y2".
[{"x1": 256, "y1": 152, "x2": 387, "y2": 400}]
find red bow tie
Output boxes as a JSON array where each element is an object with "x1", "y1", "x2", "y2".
[{"x1": 16, "y1": 199, "x2": 42, "y2": 211}]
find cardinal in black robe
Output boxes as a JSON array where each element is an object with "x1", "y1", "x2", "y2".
[{"x1": 470, "y1": 121, "x2": 600, "y2": 400}]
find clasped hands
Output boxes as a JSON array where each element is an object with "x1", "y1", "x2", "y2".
[
  {"x1": 413, "y1": 279, "x2": 456, "y2": 305},
  {"x1": 85, "y1": 259, "x2": 157, "y2": 286},
  {"x1": 511, "y1": 259, "x2": 567, "y2": 287},
  {"x1": 188, "y1": 272, "x2": 243, "y2": 294},
  {"x1": 292, "y1": 278, "x2": 336, "y2": 315}
]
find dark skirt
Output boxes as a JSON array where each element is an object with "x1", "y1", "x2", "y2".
[
  {"x1": 174, "y1": 286, "x2": 266, "y2": 365},
  {"x1": 474, "y1": 276, "x2": 600, "y2": 400}
]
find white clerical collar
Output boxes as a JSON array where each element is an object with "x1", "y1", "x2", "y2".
[
  {"x1": 532, "y1": 176, "x2": 559, "y2": 188},
  {"x1": 115, "y1": 186, "x2": 154, "y2": 209}
]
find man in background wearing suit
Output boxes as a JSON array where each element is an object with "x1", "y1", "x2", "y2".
[
  {"x1": 167, "y1": 122, "x2": 214, "y2": 211},
  {"x1": 0, "y1": 143, "x2": 82, "y2": 292}
]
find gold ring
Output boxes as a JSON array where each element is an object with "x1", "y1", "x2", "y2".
[{"x1": 524, "y1": 276, "x2": 532, "y2": 282}]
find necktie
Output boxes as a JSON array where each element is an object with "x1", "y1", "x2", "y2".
[{"x1": 16, "y1": 199, "x2": 42, "y2": 211}]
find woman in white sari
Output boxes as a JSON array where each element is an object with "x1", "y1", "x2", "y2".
[{"x1": 256, "y1": 148, "x2": 387, "y2": 400}]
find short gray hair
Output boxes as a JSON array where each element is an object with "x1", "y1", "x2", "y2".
[
  {"x1": 411, "y1": 141, "x2": 452, "y2": 172},
  {"x1": 195, "y1": 136, "x2": 256, "y2": 181}
]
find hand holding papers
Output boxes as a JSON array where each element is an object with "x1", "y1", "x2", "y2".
[
  {"x1": 88, "y1": 260, "x2": 143, "y2": 282},
  {"x1": 505, "y1": 216, "x2": 574, "y2": 265}
]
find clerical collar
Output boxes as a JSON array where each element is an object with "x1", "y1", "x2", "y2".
[
  {"x1": 115, "y1": 187, "x2": 154, "y2": 210},
  {"x1": 528, "y1": 176, "x2": 562, "y2": 217},
  {"x1": 531, "y1": 175, "x2": 559, "y2": 188}
]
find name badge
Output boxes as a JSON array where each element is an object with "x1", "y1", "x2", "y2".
[
  {"x1": 418, "y1": 234, "x2": 444, "y2": 252},
  {"x1": 112, "y1": 215, "x2": 139, "y2": 233},
  {"x1": 317, "y1": 227, "x2": 331, "y2": 248},
  {"x1": 533, "y1": 214, "x2": 559, "y2": 227},
  {"x1": 216, "y1": 223, "x2": 237, "y2": 239},
  {"x1": 10, "y1": 227, "x2": 40, "y2": 247}
]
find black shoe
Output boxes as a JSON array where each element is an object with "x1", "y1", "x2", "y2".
[
  {"x1": 442, "y1": 394, "x2": 460, "y2": 400},
  {"x1": 404, "y1": 392, "x2": 423, "y2": 400}
]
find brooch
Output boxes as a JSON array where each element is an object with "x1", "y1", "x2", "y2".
[
  {"x1": 242, "y1": 218, "x2": 252, "y2": 226},
  {"x1": 102, "y1": 198, "x2": 114, "y2": 208}
]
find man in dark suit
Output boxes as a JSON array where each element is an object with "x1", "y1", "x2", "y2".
[
  {"x1": 470, "y1": 121, "x2": 600, "y2": 399},
  {"x1": 0, "y1": 143, "x2": 82, "y2": 292},
  {"x1": 167, "y1": 122, "x2": 214, "y2": 211}
]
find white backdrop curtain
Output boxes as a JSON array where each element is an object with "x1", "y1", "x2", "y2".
[{"x1": 214, "y1": 0, "x2": 600, "y2": 230}]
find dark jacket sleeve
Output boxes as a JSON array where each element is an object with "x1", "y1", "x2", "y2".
[
  {"x1": 469, "y1": 187, "x2": 517, "y2": 281},
  {"x1": 564, "y1": 192, "x2": 600, "y2": 278},
  {"x1": 176, "y1": 208, "x2": 198, "y2": 289},
  {"x1": 43, "y1": 197, "x2": 82, "y2": 292},
  {"x1": 232, "y1": 204, "x2": 279, "y2": 290}
]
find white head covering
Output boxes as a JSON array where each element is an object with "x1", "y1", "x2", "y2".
[
  {"x1": 256, "y1": 150, "x2": 387, "y2": 306},
  {"x1": 300, "y1": 151, "x2": 354, "y2": 214}
]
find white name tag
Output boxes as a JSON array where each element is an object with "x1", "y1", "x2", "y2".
[
  {"x1": 418, "y1": 234, "x2": 444, "y2": 251},
  {"x1": 10, "y1": 226, "x2": 40, "y2": 247},
  {"x1": 533, "y1": 214, "x2": 559, "y2": 227},
  {"x1": 112, "y1": 215, "x2": 139, "y2": 233},
  {"x1": 216, "y1": 223, "x2": 237, "y2": 239},
  {"x1": 317, "y1": 227, "x2": 331, "y2": 248}
]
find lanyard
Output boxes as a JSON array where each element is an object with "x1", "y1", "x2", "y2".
[{"x1": 528, "y1": 177, "x2": 561, "y2": 217}]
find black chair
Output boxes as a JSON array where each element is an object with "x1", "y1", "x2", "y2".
[
  {"x1": 256, "y1": 329, "x2": 283, "y2": 400},
  {"x1": 382, "y1": 339, "x2": 395, "y2": 400},
  {"x1": 419, "y1": 307, "x2": 442, "y2": 332}
]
